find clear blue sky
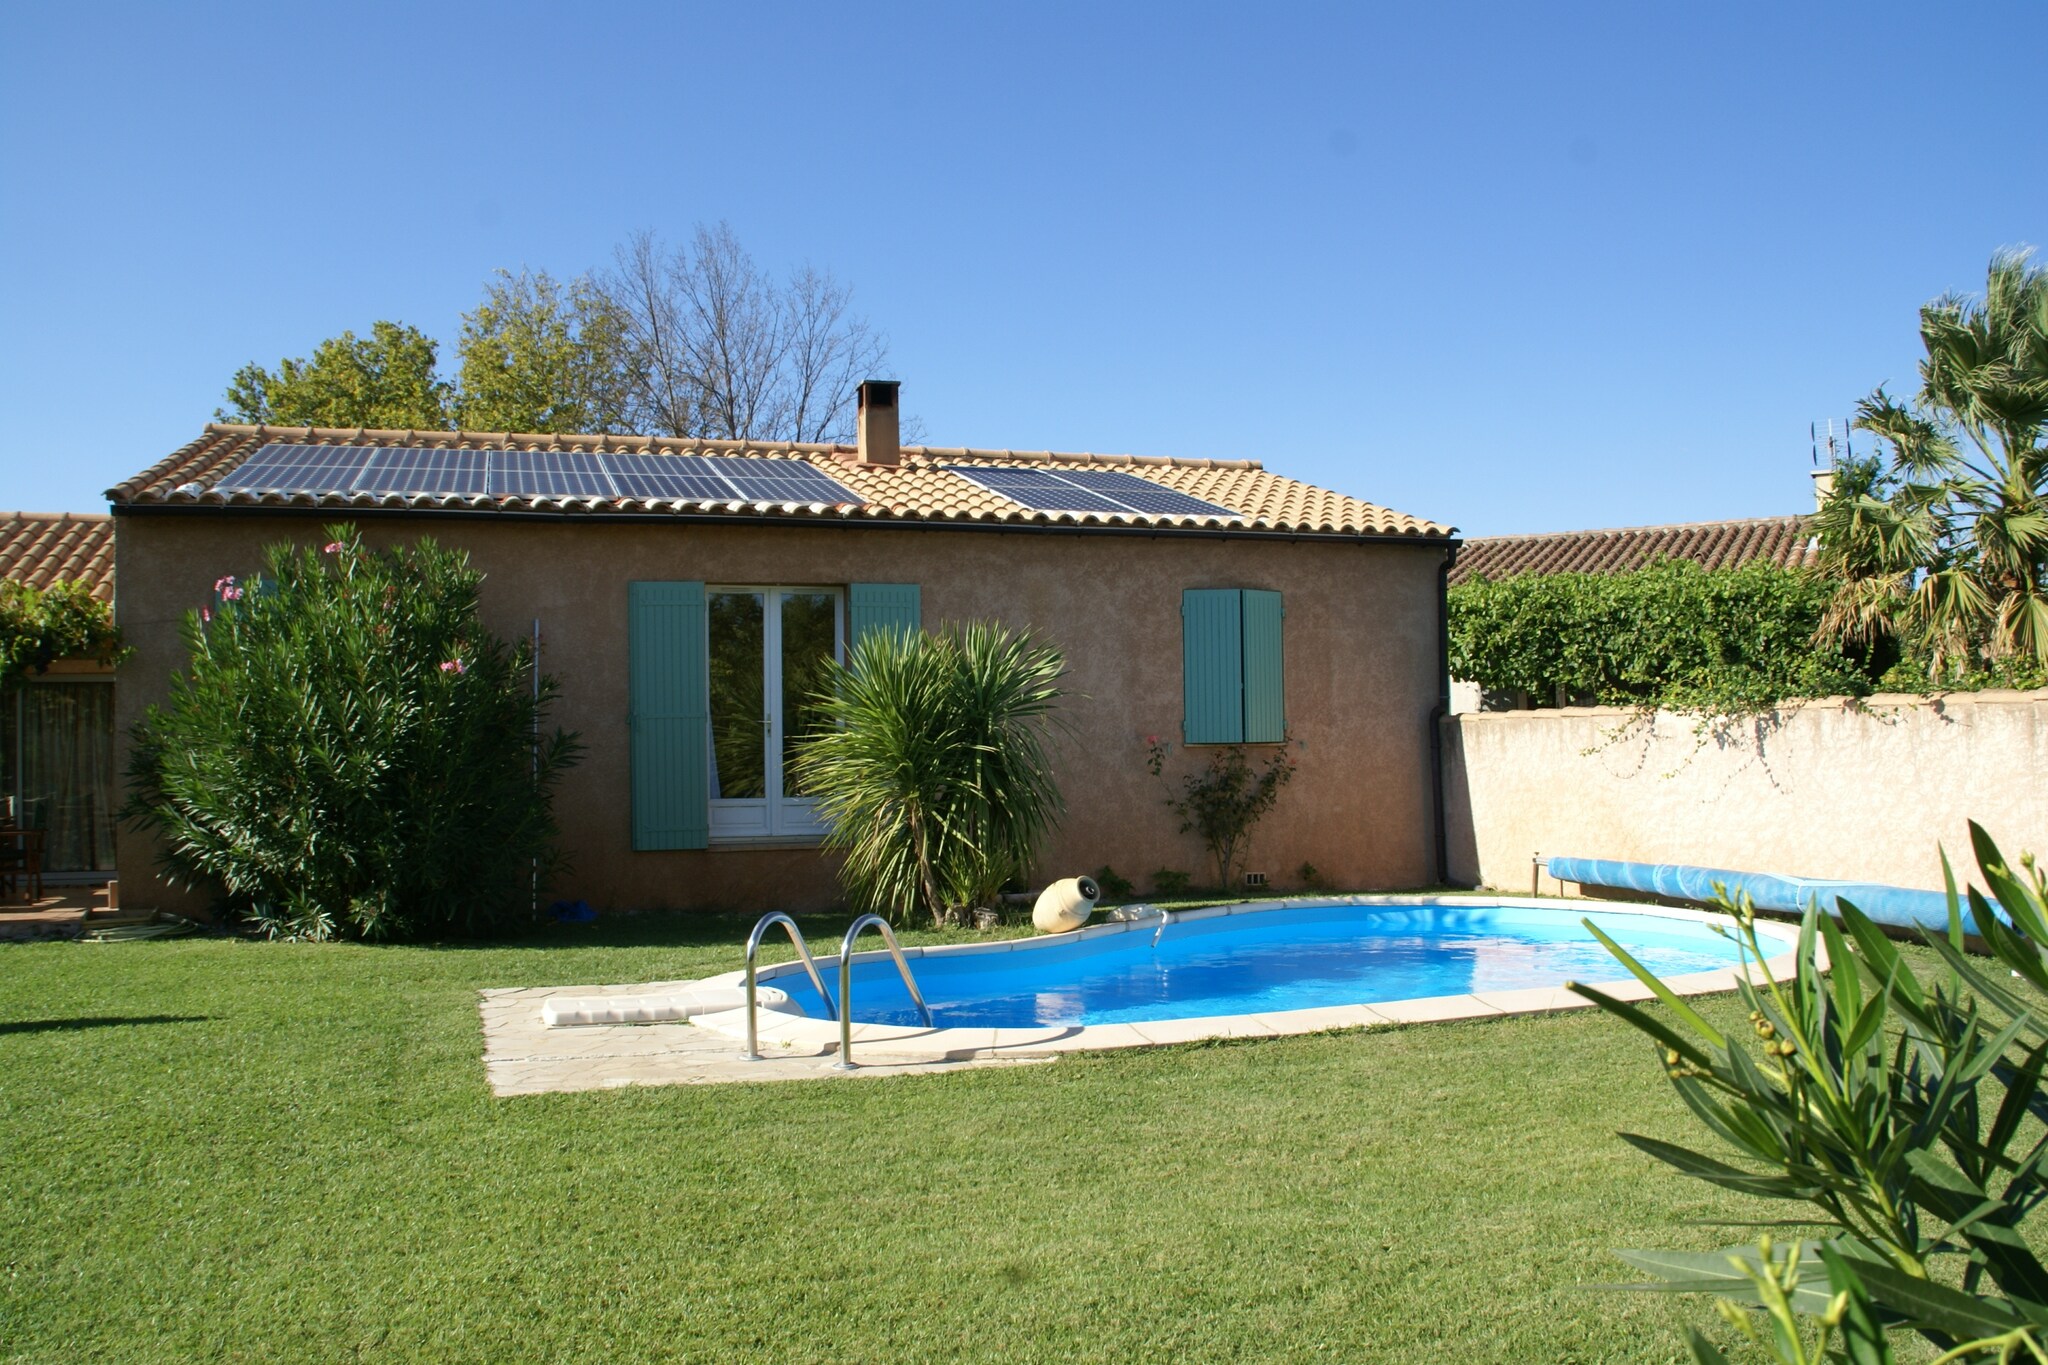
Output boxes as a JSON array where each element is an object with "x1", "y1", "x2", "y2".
[{"x1": 2, "y1": 2, "x2": 2040, "y2": 536}]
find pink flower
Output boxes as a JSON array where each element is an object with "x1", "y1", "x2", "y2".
[
  {"x1": 201, "y1": 606, "x2": 212, "y2": 624},
  {"x1": 323, "y1": 541, "x2": 343, "y2": 555},
  {"x1": 1145, "y1": 734, "x2": 1159, "y2": 746},
  {"x1": 221, "y1": 586, "x2": 243, "y2": 601},
  {"x1": 439, "y1": 659, "x2": 465, "y2": 674},
  {"x1": 214, "y1": 575, "x2": 235, "y2": 594}
]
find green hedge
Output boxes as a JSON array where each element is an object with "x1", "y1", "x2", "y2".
[{"x1": 1448, "y1": 559, "x2": 1878, "y2": 714}]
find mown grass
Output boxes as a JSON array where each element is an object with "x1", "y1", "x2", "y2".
[{"x1": 0, "y1": 912, "x2": 1881, "y2": 1363}]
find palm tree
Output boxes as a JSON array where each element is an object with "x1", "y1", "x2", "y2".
[{"x1": 1815, "y1": 249, "x2": 2048, "y2": 674}]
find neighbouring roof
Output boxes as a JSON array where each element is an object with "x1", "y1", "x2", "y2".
[
  {"x1": 1449, "y1": 515, "x2": 1817, "y2": 585},
  {"x1": 0, "y1": 512, "x2": 116, "y2": 602},
  {"x1": 107, "y1": 424, "x2": 1454, "y2": 541}
]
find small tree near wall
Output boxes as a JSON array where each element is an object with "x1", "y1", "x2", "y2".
[
  {"x1": 124, "y1": 526, "x2": 581, "y2": 940},
  {"x1": 1146, "y1": 739, "x2": 1296, "y2": 890}
]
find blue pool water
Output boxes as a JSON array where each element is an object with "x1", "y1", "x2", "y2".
[{"x1": 765, "y1": 901, "x2": 1784, "y2": 1028}]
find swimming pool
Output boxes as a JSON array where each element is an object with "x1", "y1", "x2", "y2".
[{"x1": 748, "y1": 896, "x2": 1799, "y2": 1031}]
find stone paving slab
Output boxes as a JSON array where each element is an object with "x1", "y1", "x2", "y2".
[{"x1": 477, "y1": 985, "x2": 1052, "y2": 1095}]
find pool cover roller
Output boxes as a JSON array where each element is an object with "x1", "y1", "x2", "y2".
[{"x1": 1543, "y1": 856, "x2": 1980, "y2": 936}]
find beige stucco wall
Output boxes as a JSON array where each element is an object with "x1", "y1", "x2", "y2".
[
  {"x1": 113, "y1": 512, "x2": 1449, "y2": 916},
  {"x1": 1443, "y1": 693, "x2": 2048, "y2": 894}
]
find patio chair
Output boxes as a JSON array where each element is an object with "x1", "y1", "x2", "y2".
[{"x1": 0, "y1": 800, "x2": 44, "y2": 904}]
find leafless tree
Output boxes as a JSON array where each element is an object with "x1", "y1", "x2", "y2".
[{"x1": 600, "y1": 223, "x2": 896, "y2": 445}]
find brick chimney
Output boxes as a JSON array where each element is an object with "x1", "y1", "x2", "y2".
[{"x1": 857, "y1": 380, "x2": 901, "y2": 467}]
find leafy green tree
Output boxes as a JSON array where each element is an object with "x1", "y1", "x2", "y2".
[
  {"x1": 454, "y1": 269, "x2": 636, "y2": 434},
  {"x1": 1815, "y1": 249, "x2": 2048, "y2": 674},
  {"x1": 124, "y1": 525, "x2": 580, "y2": 941},
  {"x1": 791, "y1": 622, "x2": 1067, "y2": 926},
  {"x1": 218, "y1": 321, "x2": 454, "y2": 430}
]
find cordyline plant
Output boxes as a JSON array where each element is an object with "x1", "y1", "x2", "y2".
[
  {"x1": 1571, "y1": 824, "x2": 2048, "y2": 1363},
  {"x1": 791, "y1": 621, "x2": 1066, "y2": 927},
  {"x1": 124, "y1": 525, "x2": 581, "y2": 941}
]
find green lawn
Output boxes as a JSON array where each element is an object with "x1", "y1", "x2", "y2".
[{"x1": 1, "y1": 912, "x2": 1840, "y2": 1364}]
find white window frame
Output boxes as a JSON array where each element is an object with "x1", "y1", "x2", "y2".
[{"x1": 706, "y1": 585, "x2": 844, "y2": 843}]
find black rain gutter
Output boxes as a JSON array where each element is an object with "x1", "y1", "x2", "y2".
[{"x1": 1430, "y1": 543, "x2": 1460, "y2": 888}]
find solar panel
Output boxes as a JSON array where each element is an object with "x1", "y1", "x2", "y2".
[
  {"x1": 355, "y1": 448, "x2": 488, "y2": 496},
  {"x1": 490, "y1": 450, "x2": 615, "y2": 499},
  {"x1": 213, "y1": 444, "x2": 380, "y2": 494},
  {"x1": 210, "y1": 443, "x2": 865, "y2": 507},
  {"x1": 1053, "y1": 468, "x2": 1238, "y2": 517},
  {"x1": 944, "y1": 464, "x2": 1237, "y2": 517},
  {"x1": 601, "y1": 453, "x2": 738, "y2": 501},
  {"x1": 949, "y1": 466, "x2": 1130, "y2": 514},
  {"x1": 703, "y1": 457, "x2": 860, "y2": 504}
]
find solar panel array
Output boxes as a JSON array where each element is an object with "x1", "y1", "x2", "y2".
[
  {"x1": 211, "y1": 445, "x2": 864, "y2": 504},
  {"x1": 944, "y1": 465, "x2": 1239, "y2": 518}
]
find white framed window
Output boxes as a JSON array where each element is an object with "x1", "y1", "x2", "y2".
[{"x1": 705, "y1": 586, "x2": 843, "y2": 842}]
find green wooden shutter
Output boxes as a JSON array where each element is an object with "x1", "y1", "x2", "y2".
[
  {"x1": 849, "y1": 583, "x2": 921, "y2": 647},
  {"x1": 628, "y1": 581, "x2": 709, "y2": 851},
  {"x1": 1182, "y1": 589, "x2": 1244, "y2": 743},
  {"x1": 1240, "y1": 589, "x2": 1286, "y2": 743}
]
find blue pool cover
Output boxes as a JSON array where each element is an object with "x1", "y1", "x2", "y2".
[{"x1": 1544, "y1": 856, "x2": 1978, "y2": 936}]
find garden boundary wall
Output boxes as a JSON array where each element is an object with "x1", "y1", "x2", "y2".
[{"x1": 1441, "y1": 690, "x2": 2048, "y2": 896}]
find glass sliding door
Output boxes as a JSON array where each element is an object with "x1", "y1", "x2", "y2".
[
  {"x1": 15, "y1": 680, "x2": 117, "y2": 873},
  {"x1": 707, "y1": 591, "x2": 767, "y2": 805},
  {"x1": 707, "y1": 587, "x2": 842, "y2": 840}
]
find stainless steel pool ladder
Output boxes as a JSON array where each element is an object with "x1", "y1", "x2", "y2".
[
  {"x1": 836, "y1": 914, "x2": 934, "y2": 1071},
  {"x1": 740, "y1": 911, "x2": 935, "y2": 1067},
  {"x1": 742, "y1": 912, "x2": 838, "y2": 1061}
]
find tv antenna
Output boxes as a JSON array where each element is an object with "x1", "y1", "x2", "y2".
[{"x1": 1810, "y1": 418, "x2": 1854, "y2": 468}]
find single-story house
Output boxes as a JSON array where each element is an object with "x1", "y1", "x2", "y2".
[
  {"x1": 1447, "y1": 514, "x2": 1818, "y2": 712},
  {"x1": 108, "y1": 382, "x2": 1459, "y2": 915},
  {"x1": 0, "y1": 511, "x2": 119, "y2": 879}
]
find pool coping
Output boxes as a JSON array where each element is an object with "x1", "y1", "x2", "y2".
[{"x1": 675, "y1": 893, "x2": 1811, "y2": 1064}]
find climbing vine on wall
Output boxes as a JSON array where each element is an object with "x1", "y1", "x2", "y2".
[
  {"x1": 1447, "y1": 559, "x2": 1876, "y2": 716},
  {"x1": 0, "y1": 580, "x2": 125, "y2": 686}
]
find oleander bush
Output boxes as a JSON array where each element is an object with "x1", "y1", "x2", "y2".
[
  {"x1": 124, "y1": 525, "x2": 581, "y2": 940},
  {"x1": 1574, "y1": 825, "x2": 2048, "y2": 1362}
]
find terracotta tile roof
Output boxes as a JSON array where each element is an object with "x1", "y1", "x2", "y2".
[
  {"x1": 1449, "y1": 515, "x2": 1817, "y2": 585},
  {"x1": 107, "y1": 424, "x2": 1453, "y2": 541},
  {"x1": 0, "y1": 512, "x2": 115, "y2": 602}
]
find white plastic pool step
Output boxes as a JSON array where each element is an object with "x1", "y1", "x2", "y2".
[{"x1": 542, "y1": 985, "x2": 786, "y2": 1027}]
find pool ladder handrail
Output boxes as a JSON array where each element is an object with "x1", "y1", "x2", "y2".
[
  {"x1": 836, "y1": 913, "x2": 935, "y2": 1070},
  {"x1": 742, "y1": 912, "x2": 838, "y2": 1061}
]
